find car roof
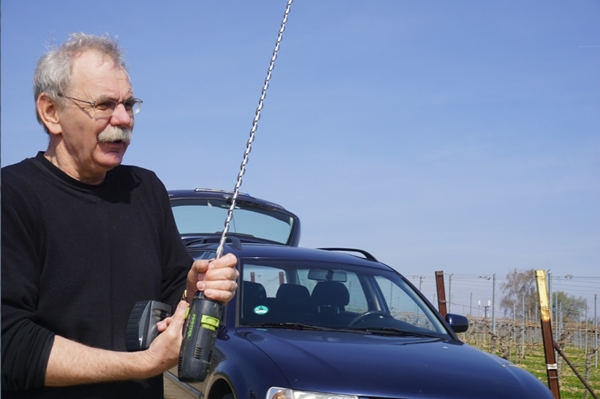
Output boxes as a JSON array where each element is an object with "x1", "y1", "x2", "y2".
[{"x1": 187, "y1": 242, "x2": 393, "y2": 273}]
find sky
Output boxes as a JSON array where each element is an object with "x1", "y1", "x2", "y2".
[{"x1": 1, "y1": 1, "x2": 599, "y2": 297}]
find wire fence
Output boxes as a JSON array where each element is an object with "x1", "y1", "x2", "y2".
[{"x1": 405, "y1": 272, "x2": 600, "y2": 368}]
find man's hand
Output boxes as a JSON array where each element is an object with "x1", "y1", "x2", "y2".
[
  {"x1": 186, "y1": 253, "x2": 239, "y2": 303},
  {"x1": 143, "y1": 300, "x2": 190, "y2": 373}
]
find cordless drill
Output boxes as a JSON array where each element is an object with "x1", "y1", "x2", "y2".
[
  {"x1": 177, "y1": 290, "x2": 223, "y2": 382},
  {"x1": 126, "y1": 291, "x2": 223, "y2": 382}
]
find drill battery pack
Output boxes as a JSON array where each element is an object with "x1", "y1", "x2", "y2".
[{"x1": 126, "y1": 300, "x2": 172, "y2": 352}]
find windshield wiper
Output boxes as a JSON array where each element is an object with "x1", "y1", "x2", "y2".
[
  {"x1": 349, "y1": 327, "x2": 444, "y2": 339},
  {"x1": 244, "y1": 323, "x2": 444, "y2": 338},
  {"x1": 244, "y1": 322, "x2": 339, "y2": 332}
]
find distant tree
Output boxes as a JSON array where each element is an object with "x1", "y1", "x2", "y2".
[
  {"x1": 500, "y1": 268, "x2": 538, "y2": 319},
  {"x1": 551, "y1": 291, "x2": 587, "y2": 323}
]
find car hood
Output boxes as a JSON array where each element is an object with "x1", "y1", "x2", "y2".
[{"x1": 239, "y1": 328, "x2": 552, "y2": 399}]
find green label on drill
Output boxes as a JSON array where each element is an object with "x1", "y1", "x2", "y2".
[
  {"x1": 201, "y1": 315, "x2": 220, "y2": 331},
  {"x1": 186, "y1": 313, "x2": 196, "y2": 339}
]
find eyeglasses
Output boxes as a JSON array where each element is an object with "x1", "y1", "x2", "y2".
[{"x1": 59, "y1": 94, "x2": 143, "y2": 118}]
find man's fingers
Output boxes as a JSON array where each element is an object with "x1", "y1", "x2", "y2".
[
  {"x1": 191, "y1": 254, "x2": 238, "y2": 278},
  {"x1": 196, "y1": 270, "x2": 238, "y2": 292},
  {"x1": 200, "y1": 276, "x2": 238, "y2": 292},
  {"x1": 208, "y1": 253, "x2": 238, "y2": 270},
  {"x1": 188, "y1": 254, "x2": 239, "y2": 304},
  {"x1": 169, "y1": 301, "x2": 190, "y2": 327},
  {"x1": 156, "y1": 301, "x2": 188, "y2": 332},
  {"x1": 203, "y1": 287, "x2": 237, "y2": 303}
]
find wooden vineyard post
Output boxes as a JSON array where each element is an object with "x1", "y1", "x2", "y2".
[
  {"x1": 535, "y1": 269, "x2": 561, "y2": 398},
  {"x1": 435, "y1": 271, "x2": 447, "y2": 318}
]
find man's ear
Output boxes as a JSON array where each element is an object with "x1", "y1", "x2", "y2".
[{"x1": 37, "y1": 93, "x2": 62, "y2": 135}]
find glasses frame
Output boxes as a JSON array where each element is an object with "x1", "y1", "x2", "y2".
[{"x1": 59, "y1": 94, "x2": 143, "y2": 118}]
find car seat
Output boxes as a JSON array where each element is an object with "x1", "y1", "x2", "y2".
[{"x1": 275, "y1": 283, "x2": 311, "y2": 322}]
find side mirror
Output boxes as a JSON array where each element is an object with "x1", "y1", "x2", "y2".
[{"x1": 445, "y1": 313, "x2": 469, "y2": 333}]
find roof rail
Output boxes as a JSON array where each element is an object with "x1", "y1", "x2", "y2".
[{"x1": 318, "y1": 247, "x2": 378, "y2": 262}]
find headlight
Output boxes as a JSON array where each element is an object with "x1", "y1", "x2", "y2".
[{"x1": 266, "y1": 387, "x2": 358, "y2": 399}]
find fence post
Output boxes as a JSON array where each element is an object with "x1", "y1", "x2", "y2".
[
  {"x1": 492, "y1": 274, "x2": 496, "y2": 335},
  {"x1": 435, "y1": 271, "x2": 447, "y2": 318},
  {"x1": 470, "y1": 292, "x2": 473, "y2": 317},
  {"x1": 522, "y1": 292, "x2": 526, "y2": 361},
  {"x1": 536, "y1": 269, "x2": 561, "y2": 399},
  {"x1": 449, "y1": 274, "x2": 453, "y2": 313}
]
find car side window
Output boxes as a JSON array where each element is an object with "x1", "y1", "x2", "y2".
[
  {"x1": 374, "y1": 276, "x2": 435, "y2": 331},
  {"x1": 344, "y1": 272, "x2": 369, "y2": 314}
]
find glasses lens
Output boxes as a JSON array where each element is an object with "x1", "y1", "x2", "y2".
[
  {"x1": 132, "y1": 99, "x2": 142, "y2": 115},
  {"x1": 94, "y1": 100, "x2": 118, "y2": 118},
  {"x1": 121, "y1": 99, "x2": 142, "y2": 116},
  {"x1": 90, "y1": 98, "x2": 142, "y2": 118}
]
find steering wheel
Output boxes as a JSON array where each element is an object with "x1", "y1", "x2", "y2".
[{"x1": 349, "y1": 310, "x2": 393, "y2": 327}]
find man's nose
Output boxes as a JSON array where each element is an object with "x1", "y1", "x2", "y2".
[{"x1": 110, "y1": 103, "x2": 133, "y2": 126}]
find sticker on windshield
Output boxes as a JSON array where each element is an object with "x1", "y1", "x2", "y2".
[{"x1": 254, "y1": 305, "x2": 269, "y2": 315}]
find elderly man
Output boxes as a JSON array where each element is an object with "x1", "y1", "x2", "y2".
[{"x1": 1, "y1": 33, "x2": 239, "y2": 398}]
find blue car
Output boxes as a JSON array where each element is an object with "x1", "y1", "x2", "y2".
[{"x1": 165, "y1": 190, "x2": 553, "y2": 399}]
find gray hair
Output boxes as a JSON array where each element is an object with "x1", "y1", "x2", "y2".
[{"x1": 33, "y1": 32, "x2": 128, "y2": 132}]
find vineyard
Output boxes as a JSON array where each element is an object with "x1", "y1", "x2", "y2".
[
  {"x1": 400, "y1": 271, "x2": 600, "y2": 397},
  {"x1": 460, "y1": 317, "x2": 599, "y2": 399}
]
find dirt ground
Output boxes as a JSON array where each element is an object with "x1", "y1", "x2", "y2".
[{"x1": 163, "y1": 375, "x2": 195, "y2": 399}]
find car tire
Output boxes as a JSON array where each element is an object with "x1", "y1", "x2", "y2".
[{"x1": 222, "y1": 393, "x2": 234, "y2": 399}]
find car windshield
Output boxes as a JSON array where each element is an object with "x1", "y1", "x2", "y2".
[
  {"x1": 170, "y1": 198, "x2": 296, "y2": 245},
  {"x1": 239, "y1": 259, "x2": 449, "y2": 337}
]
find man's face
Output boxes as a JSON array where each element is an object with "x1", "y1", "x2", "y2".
[{"x1": 55, "y1": 50, "x2": 135, "y2": 182}]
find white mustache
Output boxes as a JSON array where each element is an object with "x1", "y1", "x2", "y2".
[{"x1": 97, "y1": 127, "x2": 133, "y2": 144}]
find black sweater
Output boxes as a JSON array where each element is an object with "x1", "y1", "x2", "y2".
[{"x1": 1, "y1": 152, "x2": 192, "y2": 398}]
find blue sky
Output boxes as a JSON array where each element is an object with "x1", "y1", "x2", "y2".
[{"x1": 2, "y1": 1, "x2": 599, "y2": 285}]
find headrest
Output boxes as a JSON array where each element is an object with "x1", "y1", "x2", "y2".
[
  {"x1": 243, "y1": 281, "x2": 267, "y2": 303},
  {"x1": 276, "y1": 284, "x2": 310, "y2": 304},
  {"x1": 310, "y1": 281, "x2": 350, "y2": 307}
]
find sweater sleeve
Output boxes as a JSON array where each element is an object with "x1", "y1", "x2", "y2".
[
  {"x1": 1, "y1": 177, "x2": 55, "y2": 390},
  {"x1": 144, "y1": 170, "x2": 192, "y2": 308}
]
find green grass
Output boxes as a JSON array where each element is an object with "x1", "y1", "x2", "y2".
[{"x1": 470, "y1": 342, "x2": 600, "y2": 399}]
